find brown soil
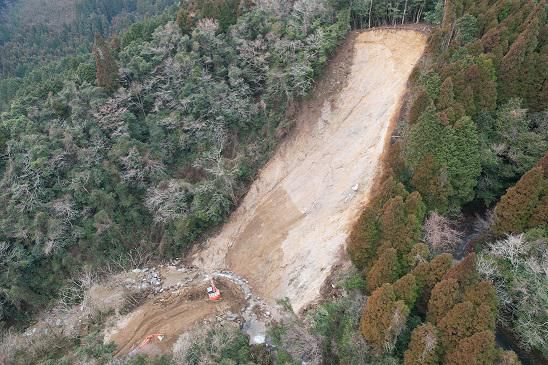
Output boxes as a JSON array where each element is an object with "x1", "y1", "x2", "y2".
[
  {"x1": 193, "y1": 29, "x2": 428, "y2": 312},
  {"x1": 106, "y1": 278, "x2": 245, "y2": 357},
  {"x1": 104, "y1": 29, "x2": 428, "y2": 358}
]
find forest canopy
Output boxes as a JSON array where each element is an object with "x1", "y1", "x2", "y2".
[
  {"x1": 0, "y1": 0, "x2": 350, "y2": 327},
  {"x1": 0, "y1": 0, "x2": 546, "y2": 364}
]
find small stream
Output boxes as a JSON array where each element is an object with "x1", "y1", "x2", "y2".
[{"x1": 211, "y1": 270, "x2": 273, "y2": 345}]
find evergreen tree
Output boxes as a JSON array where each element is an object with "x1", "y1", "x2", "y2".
[
  {"x1": 444, "y1": 116, "x2": 481, "y2": 207},
  {"x1": 393, "y1": 273, "x2": 419, "y2": 308},
  {"x1": 528, "y1": 194, "x2": 548, "y2": 229},
  {"x1": 366, "y1": 245, "x2": 401, "y2": 292},
  {"x1": 405, "y1": 242, "x2": 430, "y2": 269},
  {"x1": 463, "y1": 280, "x2": 497, "y2": 313},
  {"x1": 445, "y1": 331, "x2": 497, "y2": 365},
  {"x1": 411, "y1": 253, "x2": 453, "y2": 295},
  {"x1": 409, "y1": 88, "x2": 432, "y2": 125},
  {"x1": 455, "y1": 14, "x2": 479, "y2": 44},
  {"x1": 360, "y1": 283, "x2": 410, "y2": 355},
  {"x1": 437, "y1": 77, "x2": 455, "y2": 110},
  {"x1": 427, "y1": 278, "x2": 461, "y2": 324},
  {"x1": 406, "y1": 110, "x2": 481, "y2": 209},
  {"x1": 379, "y1": 192, "x2": 424, "y2": 256},
  {"x1": 411, "y1": 154, "x2": 451, "y2": 212},
  {"x1": 93, "y1": 34, "x2": 119, "y2": 92},
  {"x1": 442, "y1": 253, "x2": 479, "y2": 289},
  {"x1": 438, "y1": 301, "x2": 496, "y2": 353},
  {"x1": 347, "y1": 176, "x2": 407, "y2": 270},
  {"x1": 347, "y1": 205, "x2": 380, "y2": 270},
  {"x1": 499, "y1": 5, "x2": 543, "y2": 110},
  {"x1": 404, "y1": 323, "x2": 442, "y2": 365},
  {"x1": 492, "y1": 166, "x2": 544, "y2": 234}
]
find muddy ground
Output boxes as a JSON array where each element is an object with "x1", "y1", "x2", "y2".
[{"x1": 106, "y1": 277, "x2": 246, "y2": 357}]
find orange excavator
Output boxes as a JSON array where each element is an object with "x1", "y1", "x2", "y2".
[
  {"x1": 136, "y1": 333, "x2": 165, "y2": 350},
  {"x1": 207, "y1": 278, "x2": 221, "y2": 301}
]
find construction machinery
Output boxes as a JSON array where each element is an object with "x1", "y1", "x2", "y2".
[
  {"x1": 207, "y1": 278, "x2": 221, "y2": 301},
  {"x1": 134, "y1": 333, "x2": 165, "y2": 352}
]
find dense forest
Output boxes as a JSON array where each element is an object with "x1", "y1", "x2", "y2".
[
  {"x1": 347, "y1": 0, "x2": 547, "y2": 364},
  {"x1": 0, "y1": 0, "x2": 179, "y2": 110},
  {"x1": 0, "y1": 0, "x2": 350, "y2": 327},
  {"x1": 0, "y1": 0, "x2": 546, "y2": 364}
]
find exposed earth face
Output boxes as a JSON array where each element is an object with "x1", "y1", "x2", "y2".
[
  {"x1": 192, "y1": 29, "x2": 428, "y2": 313},
  {"x1": 101, "y1": 29, "x2": 428, "y2": 356}
]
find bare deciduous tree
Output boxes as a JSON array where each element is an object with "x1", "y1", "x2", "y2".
[
  {"x1": 145, "y1": 180, "x2": 193, "y2": 224},
  {"x1": 280, "y1": 319, "x2": 323, "y2": 365},
  {"x1": 423, "y1": 212, "x2": 462, "y2": 254},
  {"x1": 486, "y1": 234, "x2": 527, "y2": 268}
]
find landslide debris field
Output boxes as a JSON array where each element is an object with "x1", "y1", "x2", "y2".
[
  {"x1": 193, "y1": 29, "x2": 427, "y2": 311},
  {"x1": 106, "y1": 29, "x2": 427, "y2": 355}
]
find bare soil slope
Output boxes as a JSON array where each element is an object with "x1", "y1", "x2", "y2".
[{"x1": 193, "y1": 29, "x2": 427, "y2": 312}]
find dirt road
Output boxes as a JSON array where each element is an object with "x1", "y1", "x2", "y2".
[
  {"x1": 193, "y1": 29, "x2": 427, "y2": 313},
  {"x1": 106, "y1": 277, "x2": 246, "y2": 357}
]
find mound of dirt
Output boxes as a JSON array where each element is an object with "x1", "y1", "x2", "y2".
[
  {"x1": 105, "y1": 277, "x2": 245, "y2": 357},
  {"x1": 192, "y1": 29, "x2": 427, "y2": 312}
]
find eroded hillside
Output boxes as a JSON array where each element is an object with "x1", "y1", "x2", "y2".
[
  {"x1": 102, "y1": 29, "x2": 428, "y2": 356},
  {"x1": 193, "y1": 29, "x2": 427, "y2": 312}
]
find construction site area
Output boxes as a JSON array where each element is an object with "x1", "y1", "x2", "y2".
[
  {"x1": 98, "y1": 28, "x2": 428, "y2": 357},
  {"x1": 18, "y1": 28, "x2": 427, "y2": 359}
]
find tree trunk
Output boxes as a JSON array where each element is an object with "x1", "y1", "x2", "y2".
[
  {"x1": 402, "y1": 0, "x2": 408, "y2": 24},
  {"x1": 368, "y1": 0, "x2": 373, "y2": 28}
]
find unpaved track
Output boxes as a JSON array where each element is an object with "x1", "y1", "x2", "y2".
[
  {"x1": 107, "y1": 278, "x2": 246, "y2": 357},
  {"x1": 193, "y1": 29, "x2": 427, "y2": 312}
]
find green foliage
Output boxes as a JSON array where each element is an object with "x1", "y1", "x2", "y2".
[
  {"x1": 351, "y1": 0, "x2": 546, "y2": 363},
  {"x1": 419, "y1": 72, "x2": 442, "y2": 100},
  {"x1": 0, "y1": 1, "x2": 349, "y2": 326},
  {"x1": 492, "y1": 164, "x2": 545, "y2": 235},
  {"x1": 343, "y1": 272, "x2": 366, "y2": 291},
  {"x1": 123, "y1": 354, "x2": 174, "y2": 365},
  {"x1": 312, "y1": 295, "x2": 368, "y2": 364},
  {"x1": 455, "y1": 14, "x2": 479, "y2": 44},
  {"x1": 476, "y1": 100, "x2": 547, "y2": 205},
  {"x1": 347, "y1": 177, "x2": 407, "y2": 270},
  {"x1": 406, "y1": 108, "x2": 481, "y2": 211},
  {"x1": 404, "y1": 323, "x2": 442, "y2": 365},
  {"x1": 93, "y1": 35, "x2": 119, "y2": 92},
  {"x1": 178, "y1": 325, "x2": 256, "y2": 365},
  {"x1": 411, "y1": 154, "x2": 450, "y2": 212},
  {"x1": 349, "y1": 0, "x2": 441, "y2": 28},
  {"x1": 360, "y1": 283, "x2": 410, "y2": 355},
  {"x1": 405, "y1": 1, "x2": 547, "y2": 209},
  {"x1": 0, "y1": 0, "x2": 178, "y2": 79},
  {"x1": 393, "y1": 274, "x2": 419, "y2": 308},
  {"x1": 425, "y1": 0, "x2": 444, "y2": 25},
  {"x1": 498, "y1": 4, "x2": 545, "y2": 110},
  {"x1": 410, "y1": 253, "x2": 453, "y2": 302}
]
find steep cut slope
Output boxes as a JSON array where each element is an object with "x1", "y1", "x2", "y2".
[{"x1": 193, "y1": 29, "x2": 427, "y2": 312}]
